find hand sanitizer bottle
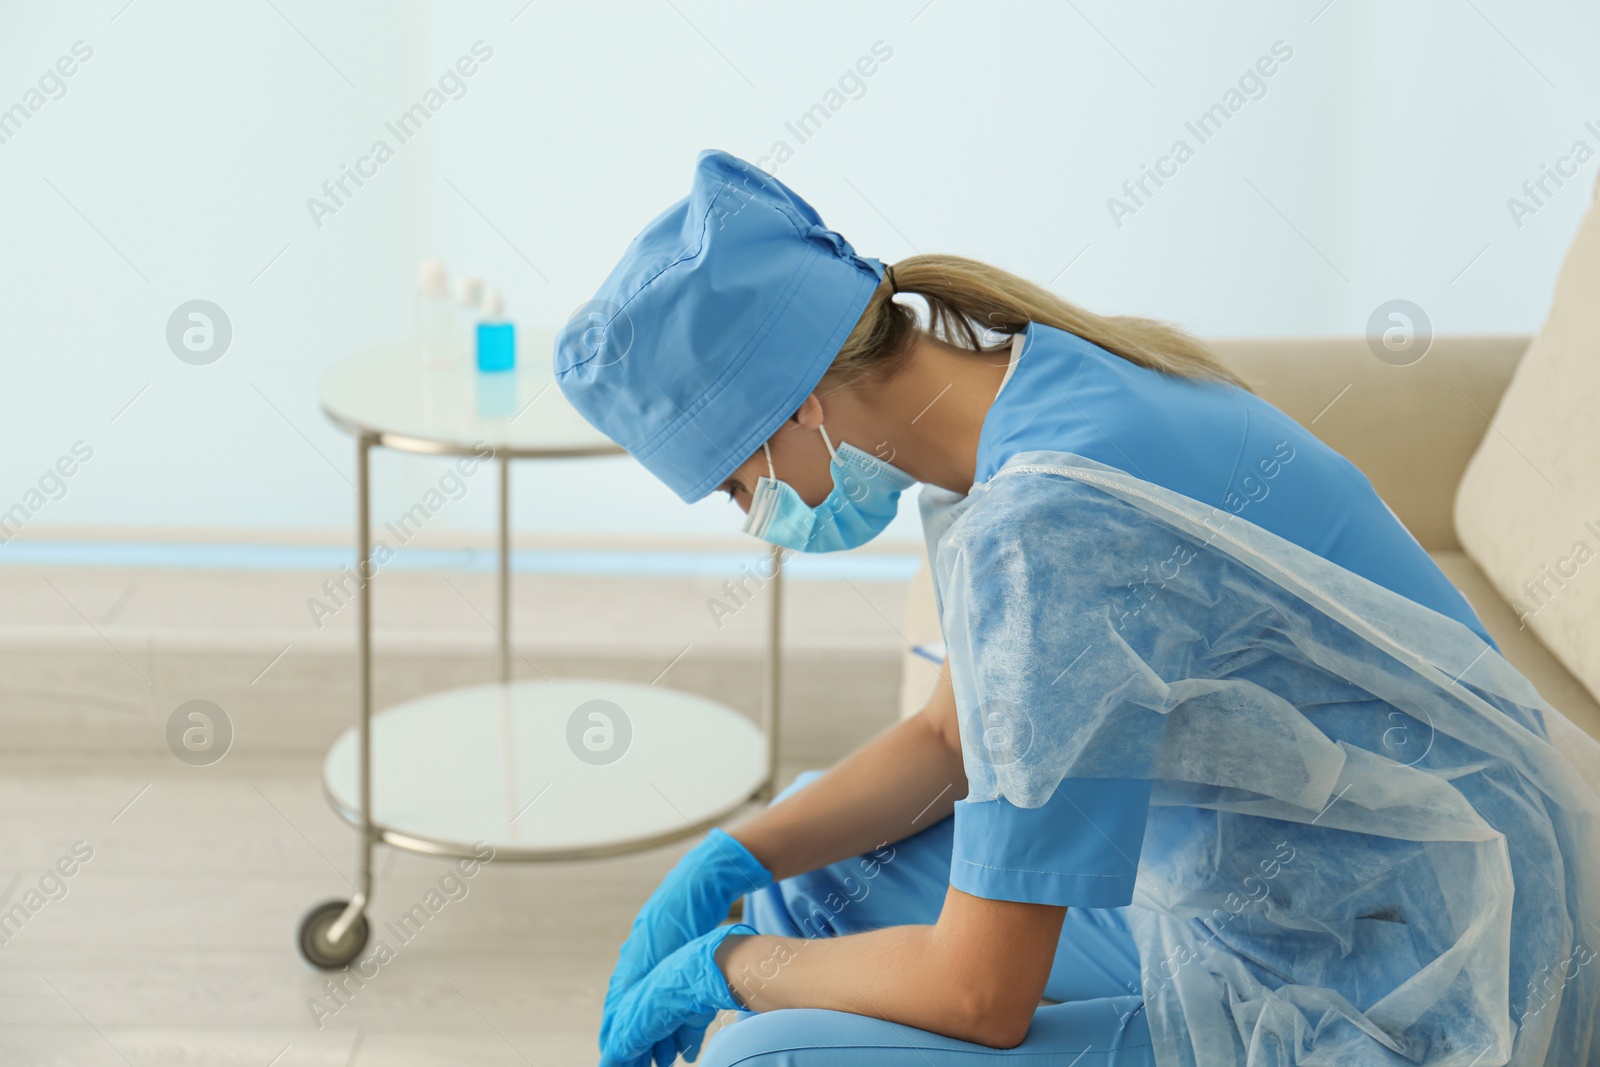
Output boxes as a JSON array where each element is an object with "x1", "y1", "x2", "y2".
[
  {"x1": 456, "y1": 275, "x2": 484, "y2": 362},
  {"x1": 475, "y1": 288, "x2": 516, "y2": 372},
  {"x1": 416, "y1": 259, "x2": 455, "y2": 367}
]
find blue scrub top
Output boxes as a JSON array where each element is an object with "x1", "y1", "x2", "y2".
[{"x1": 947, "y1": 322, "x2": 1499, "y2": 910}]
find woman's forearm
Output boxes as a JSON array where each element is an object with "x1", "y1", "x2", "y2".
[
  {"x1": 720, "y1": 926, "x2": 971, "y2": 1036},
  {"x1": 728, "y1": 703, "x2": 967, "y2": 882},
  {"x1": 714, "y1": 887, "x2": 1066, "y2": 1049}
]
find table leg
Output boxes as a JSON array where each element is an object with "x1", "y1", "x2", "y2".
[
  {"x1": 497, "y1": 453, "x2": 511, "y2": 684},
  {"x1": 329, "y1": 432, "x2": 375, "y2": 940},
  {"x1": 760, "y1": 545, "x2": 784, "y2": 801},
  {"x1": 496, "y1": 453, "x2": 517, "y2": 829}
]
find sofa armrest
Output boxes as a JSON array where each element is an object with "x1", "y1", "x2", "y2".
[{"x1": 1208, "y1": 335, "x2": 1531, "y2": 552}]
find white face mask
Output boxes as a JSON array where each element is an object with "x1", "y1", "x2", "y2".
[{"x1": 740, "y1": 426, "x2": 916, "y2": 553}]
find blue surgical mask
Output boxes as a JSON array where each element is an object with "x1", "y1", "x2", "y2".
[{"x1": 741, "y1": 426, "x2": 916, "y2": 553}]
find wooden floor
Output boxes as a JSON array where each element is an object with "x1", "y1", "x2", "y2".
[
  {"x1": 0, "y1": 563, "x2": 908, "y2": 1066},
  {"x1": 0, "y1": 751, "x2": 802, "y2": 1066}
]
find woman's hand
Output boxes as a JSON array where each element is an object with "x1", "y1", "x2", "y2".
[
  {"x1": 599, "y1": 666, "x2": 971, "y2": 1058},
  {"x1": 599, "y1": 923, "x2": 755, "y2": 1067},
  {"x1": 601, "y1": 830, "x2": 770, "y2": 1057}
]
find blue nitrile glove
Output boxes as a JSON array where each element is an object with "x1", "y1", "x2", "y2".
[
  {"x1": 599, "y1": 922, "x2": 755, "y2": 1067},
  {"x1": 602, "y1": 829, "x2": 771, "y2": 1031}
]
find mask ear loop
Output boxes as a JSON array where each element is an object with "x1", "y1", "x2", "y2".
[
  {"x1": 817, "y1": 425, "x2": 840, "y2": 461},
  {"x1": 761, "y1": 421, "x2": 837, "y2": 483}
]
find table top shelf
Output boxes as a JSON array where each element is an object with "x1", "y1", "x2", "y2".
[
  {"x1": 322, "y1": 679, "x2": 769, "y2": 862},
  {"x1": 318, "y1": 332, "x2": 625, "y2": 459}
]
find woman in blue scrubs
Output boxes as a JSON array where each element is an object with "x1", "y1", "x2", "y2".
[{"x1": 556, "y1": 150, "x2": 1600, "y2": 1067}]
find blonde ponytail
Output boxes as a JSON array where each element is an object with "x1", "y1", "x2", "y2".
[{"x1": 827, "y1": 254, "x2": 1253, "y2": 394}]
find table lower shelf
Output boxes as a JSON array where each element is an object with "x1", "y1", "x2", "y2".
[{"x1": 322, "y1": 679, "x2": 768, "y2": 861}]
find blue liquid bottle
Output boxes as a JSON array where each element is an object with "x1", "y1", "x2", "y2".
[{"x1": 475, "y1": 288, "x2": 516, "y2": 372}]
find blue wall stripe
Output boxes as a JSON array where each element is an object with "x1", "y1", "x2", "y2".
[{"x1": 0, "y1": 541, "x2": 920, "y2": 581}]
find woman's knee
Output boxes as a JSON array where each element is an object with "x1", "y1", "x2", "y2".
[
  {"x1": 699, "y1": 1010, "x2": 806, "y2": 1067},
  {"x1": 699, "y1": 1009, "x2": 873, "y2": 1067},
  {"x1": 699, "y1": 1002, "x2": 1155, "y2": 1066}
]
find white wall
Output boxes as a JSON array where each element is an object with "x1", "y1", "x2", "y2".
[{"x1": 2, "y1": 0, "x2": 1596, "y2": 547}]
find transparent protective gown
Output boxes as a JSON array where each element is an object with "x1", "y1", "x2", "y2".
[{"x1": 924, "y1": 451, "x2": 1600, "y2": 1067}]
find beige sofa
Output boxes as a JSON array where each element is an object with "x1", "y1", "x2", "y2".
[{"x1": 901, "y1": 172, "x2": 1600, "y2": 744}]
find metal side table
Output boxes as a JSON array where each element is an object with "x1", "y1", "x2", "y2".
[{"x1": 298, "y1": 332, "x2": 782, "y2": 969}]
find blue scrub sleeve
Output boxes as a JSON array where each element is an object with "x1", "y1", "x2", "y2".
[
  {"x1": 950, "y1": 778, "x2": 1151, "y2": 908},
  {"x1": 934, "y1": 472, "x2": 1208, "y2": 910}
]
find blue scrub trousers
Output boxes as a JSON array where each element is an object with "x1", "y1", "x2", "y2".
[{"x1": 699, "y1": 772, "x2": 1156, "y2": 1067}]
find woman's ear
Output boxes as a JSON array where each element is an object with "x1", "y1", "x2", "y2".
[{"x1": 791, "y1": 392, "x2": 826, "y2": 429}]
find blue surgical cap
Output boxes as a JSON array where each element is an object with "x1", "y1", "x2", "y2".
[{"x1": 553, "y1": 149, "x2": 887, "y2": 503}]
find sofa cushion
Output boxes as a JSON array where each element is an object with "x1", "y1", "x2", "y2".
[
  {"x1": 899, "y1": 559, "x2": 943, "y2": 719},
  {"x1": 1430, "y1": 550, "x2": 1600, "y2": 740},
  {"x1": 1455, "y1": 169, "x2": 1600, "y2": 709},
  {"x1": 1211, "y1": 335, "x2": 1527, "y2": 553}
]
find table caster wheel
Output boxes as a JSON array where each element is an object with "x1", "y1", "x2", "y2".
[{"x1": 298, "y1": 900, "x2": 370, "y2": 970}]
